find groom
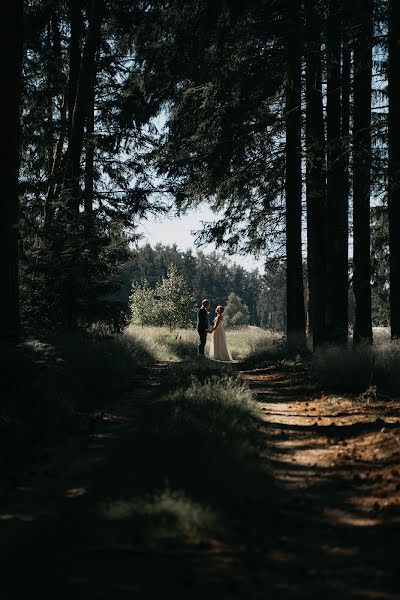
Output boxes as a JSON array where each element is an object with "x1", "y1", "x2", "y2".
[{"x1": 197, "y1": 299, "x2": 211, "y2": 356}]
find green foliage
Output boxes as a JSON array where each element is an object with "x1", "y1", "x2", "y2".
[
  {"x1": 224, "y1": 292, "x2": 250, "y2": 329},
  {"x1": 132, "y1": 0, "x2": 287, "y2": 256},
  {"x1": 19, "y1": 0, "x2": 169, "y2": 336},
  {"x1": 129, "y1": 279, "x2": 156, "y2": 327},
  {"x1": 256, "y1": 263, "x2": 287, "y2": 332},
  {"x1": 20, "y1": 219, "x2": 130, "y2": 332},
  {"x1": 155, "y1": 264, "x2": 195, "y2": 329},
  {"x1": 119, "y1": 243, "x2": 264, "y2": 326},
  {"x1": 130, "y1": 264, "x2": 195, "y2": 330}
]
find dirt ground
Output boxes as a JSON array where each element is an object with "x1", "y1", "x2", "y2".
[{"x1": 0, "y1": 363, "x2": 399, "y2": 599}]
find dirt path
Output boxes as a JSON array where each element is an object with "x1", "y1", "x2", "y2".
[
  {"x1": 0, "y1": 363, "x2": 399, "y2": 599},
  {"x1": 241, "y1": 365, "x2": 400, "y2": 599}
]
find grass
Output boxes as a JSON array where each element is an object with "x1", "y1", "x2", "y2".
[
  {"x1": 153, "y1": 375, "x2": 261, "y2": 446},
  {"x1": 95, "y1": 374, "x2": 270, "y2": 548},
  {"x1": 0, "y1": 324, "x2": 287, "y2": 481},
  {"x1": 126, "y1": 324, "x2": 283, "y2": 363},
  {"x1": 101, "y1": 489, "x2": 219, "y2": 543},
  {"x1": 0, "y1": 332, "x2": 153, "y2": 479},
  {"x1": 312, "y1": 339, "x2": 400, "y2": 396}
]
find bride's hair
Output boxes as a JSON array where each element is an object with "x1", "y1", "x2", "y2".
[{"x1": 217, "y1": 305, "x2": 224, "y2": 313}]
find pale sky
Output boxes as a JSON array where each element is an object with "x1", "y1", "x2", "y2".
[{"x1": 137, "y1": 202, "x2": 266, "y2": 273}]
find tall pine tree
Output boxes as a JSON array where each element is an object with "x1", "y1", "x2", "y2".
[
  {"x1": 388, "y1": 0, "x2": 400, "y2": 339},
  {"x1": 0, "y1": 2, "x2": 23, "y2": 339},
  {"x1": 352, "y1": 0, "x2": 373, "y2": 344},
  {"x1": 285, "y1": 1, "x2": 306, "y2": 351}
]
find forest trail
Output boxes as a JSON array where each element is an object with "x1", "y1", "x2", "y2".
[
  {"x1": 0, "y1": 362, "x2": 399, "y2": 599},
  {"x1": 241, "y1": 365, "x2": 400, "y2": 599}
]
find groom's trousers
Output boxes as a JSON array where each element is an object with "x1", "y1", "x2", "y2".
[{"x1": 198, "y1": 331, "x2": 207, "y2": 356}]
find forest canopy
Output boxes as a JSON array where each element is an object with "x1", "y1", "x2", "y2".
[{"x1": 1, "y1": 0, "x2": 399, "y2": 349}]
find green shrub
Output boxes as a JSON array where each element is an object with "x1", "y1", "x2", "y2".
[
  {"x1": 312, "y1": 341, "x2": 400, "y2": 396},
  {"x1": 129, "y1": 265, "x2": 195, "y2": 330},
  {"x1": 146, "y1": 376, "x2": 262, "y2": 463},
  {"x1": 163, "y1": 358, "x2": 234, "y2": 390}
]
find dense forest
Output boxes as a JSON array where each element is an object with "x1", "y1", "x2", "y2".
[
  {"x1": 120, "y1": 243, "x2": 286, "y2": 329},
  {"x1": 1, "y1": 0, "x2": 399, "y2": 349}
]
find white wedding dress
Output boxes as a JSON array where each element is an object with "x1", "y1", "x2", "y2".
[{"x1": 209, "y1": 316, "x2": 233, "y2": 361}]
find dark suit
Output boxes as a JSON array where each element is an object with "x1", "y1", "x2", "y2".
[{"x1": 197, "y1": 306, "x2": 210, "y2": 356}]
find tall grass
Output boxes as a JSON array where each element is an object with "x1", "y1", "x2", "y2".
[
  {"x1": 126, "y1": 325, "x2": 196, "y2": 361},
  {"x1": 126, "y1": 324, "x2": 283, "y2": 363},
  {"x1": 312, "y1": 339, "x2": 400, "y2": 396},
  {"x1": 97, "y1": 375, "x2": 267, "y2": 546}
]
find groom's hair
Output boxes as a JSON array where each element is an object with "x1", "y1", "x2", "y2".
[{"x1": 202, "y1": 299, "x2": 209, "y2": 307}]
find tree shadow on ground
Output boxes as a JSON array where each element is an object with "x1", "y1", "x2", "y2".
[{"x1": 0, "y1": 361, "x2": 398, "y2": 599}]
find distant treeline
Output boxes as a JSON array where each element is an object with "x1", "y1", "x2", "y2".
[{"x1": 118, "y1": 244, "x2": 287, "y2": 331}]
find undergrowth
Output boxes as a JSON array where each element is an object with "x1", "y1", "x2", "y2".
[
  {"x1": 97, "y1": 375, "x2": 270, "y2": 546},
  {"x1": 0, "y1": 333, "x2": 153, "y2": 479},
  {"x1": 312, "y1": 340, "x2": 400, "y2": 396}
]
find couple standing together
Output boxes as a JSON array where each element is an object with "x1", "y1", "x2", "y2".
[{"x1": 196, "y1": 299, "x2": 233, "y2": 361}]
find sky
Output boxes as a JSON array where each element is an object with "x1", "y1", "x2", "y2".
[{"x1": 137, "y1": 202, "x2": 266, "y2": 273}]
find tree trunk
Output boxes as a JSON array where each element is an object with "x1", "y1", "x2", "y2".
[
  {"x1": 325, "y1": 0, "x2": 348, "y2": 345},
  {"x1": 305, "y1": 0, "x2": 327, "y2": 350},
  {"x1": 44, "y1": 13, "x2": 66, "y2": 230},
  {"x1": 84, "y1": 45, "x2": 100, "y2": 229},
  {"x1": 68, "y1": 0, "x2": 83, "y2": 137},
  {"x1": 44, "y1": 93, "x2": 67, "y2": 229},
  {"x1": 388, "y1": 0, "x2": 400, "y2": 339},
  {"x1": 341, "y1": 29, "x2": 351, "y2": 333},
  {"x1": 285, "y1": 3, "x2": 306, "y2": 352},
  {"x1": 353, "y1": 0, "x2": 373, "y2": 345},
  {"x1": 0, "y1": 2, "x2": 23, "y2": 340},
  {"x1": 64, "y1": 0, "x2": 104, "y2": 218}
]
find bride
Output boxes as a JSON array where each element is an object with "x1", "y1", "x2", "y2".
[{"x1": 209, "y1": 305, "x2": 233, "y2": 361}]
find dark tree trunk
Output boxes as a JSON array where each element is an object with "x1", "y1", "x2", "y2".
[
  {"x1": 285, "y1": 3, "x2": 306, "y2": 352},
  {"x1": 0, "y1": 2, "x2": 23, "y2": 340},
  {"x1": 85, "y1": 91, "x2": 95, "y2": 223},
  {"x1": 64, "y1": 0, "x2": 104, "y2": 217},
  {"x1": 84, "y1": 45, "x2": 100, "y2": 229},
  {"x1": 68, "y1": 0, "x2": 83, "y2": 136},
  {"x1": 341, "y1": 30, "x2": 351, "y2": 331},
  {"x1": 325, "y1": 0, "x2": 349, "y2": 345},
  {"x1": 305, "y1": 0, "x2": 327, "y2": 349},
  {"x1": 353, "y1": 0, "x2": 373, "y2": 345},
  {"x1": 44, "y1": 14, "x2": 66, "y2": 230},
  {"x1": 44, "y1": 93, "x2": 67, "y2": 230},
  {"x1": 61, "y1": 0, "x2": 103, "y2": 329},
  {"x1": 341, "y1": 38, "x2": 351, "y2": 237},
  {"x1": 388, "y1": 0, "x2": 400, "y2": 339}
]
